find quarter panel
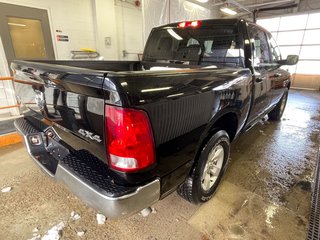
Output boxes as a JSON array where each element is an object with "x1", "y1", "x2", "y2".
[{"x1": 104, "y1": 68, "x2": 252, "y2": 186}]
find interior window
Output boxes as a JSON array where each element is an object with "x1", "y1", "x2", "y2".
[
  {"x1": 187, "y1": 38, "x2": 200, "y2": 46},
  {"x1": 248, "y1": 24, "x2": 271, "y2": 66},
  {"x1": 143, "y1": 24, "x2": 244, "y2": 67}
]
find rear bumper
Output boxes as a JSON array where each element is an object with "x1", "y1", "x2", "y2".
[{"x1": 14, "y1": 117, "x2": 160, "y2": 219}]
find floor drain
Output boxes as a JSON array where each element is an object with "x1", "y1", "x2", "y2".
[{"x1": 307, "y1": 149, "x2": 320, "y2": 240}]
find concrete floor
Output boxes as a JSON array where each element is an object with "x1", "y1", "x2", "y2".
[{"x1": 0, "y1": 89, "x2": 319, "y2": 240}]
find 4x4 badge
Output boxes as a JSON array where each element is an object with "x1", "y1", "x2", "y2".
[{"x1": 78, "y1": 129, "x2": 102, "y2": 143}]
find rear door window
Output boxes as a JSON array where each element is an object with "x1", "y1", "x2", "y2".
[{"x1": 247, "y1": 24, "x2": 271, "y2": 66}]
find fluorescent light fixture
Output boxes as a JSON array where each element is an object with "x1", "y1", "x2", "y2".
[
  {"x1": 8, "y1": 23, "x2": 26, "y2": 27},
  {"x1": 141, "y1": 87, "x2": 172, "y2": 93},
  {"x1": 167, "y1": 93, "x2": 184, "y2": 98},
  {"x1": 196, "y1": 0, "x2": 209, "y2": 3},
  {"x1": 220, "y1": 7, "x2": 237, "y2": 15},
  {"x1": 167, "y1": 29, "x2": 183, "y2": 40}
]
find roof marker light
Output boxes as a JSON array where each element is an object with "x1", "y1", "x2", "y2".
[
  {"x1": 178, "y1": 22, "x2": 187, "y2": 28},
  {"x1": 178, "y1": 21, "x2": 200, "y2": 28},
  {"x1": 190, "y1": 21, "x2": 200, "y2": 28}
]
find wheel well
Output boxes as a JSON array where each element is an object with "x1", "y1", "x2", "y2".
[
  {"x1": 190, "y1": 112, "x2": 238, "y2": 174},
  {"x1": 209, "y1": 112, "x2": 238, "y2": 142}
]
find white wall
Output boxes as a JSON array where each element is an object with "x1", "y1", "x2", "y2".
[
  {"x1": 0, "y1": 0, "x2": 98, "y2": 116},
  {"x1": 0, "y1": 0, "x2": 144, "y2": 116},
  {"x1": 0, "y1": 36, "x2": 17, "y2": 116},
  {"x1": 0, "y1": 0, "x2": 143, "y2": 64},
  {"x1": 115, "y1": 1, "x2": 144, "y2": 60},
  {"x1": 92, "y1": 0, "x2": 119, "y2": 60},
  {"x1": 0, "y1": 0, "x2": 97, "y2": 60}
]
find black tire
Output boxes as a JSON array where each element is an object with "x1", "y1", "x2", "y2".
[
  {"x1": 268, "y1": 89, "x2": 289, "y2": 121},
  {"x1": 177, "y1": 130, "x2": 230, "y2": 204}
]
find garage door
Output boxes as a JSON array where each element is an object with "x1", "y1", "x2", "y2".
[{"x1": 258, "y1": 13, "x2": 320, "y2": 90}]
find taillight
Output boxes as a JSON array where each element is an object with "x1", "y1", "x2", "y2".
[{"x1": 105, "y1": 105, "x2": 155, "y2": 172}]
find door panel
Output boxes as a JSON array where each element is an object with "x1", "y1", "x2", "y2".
[
  {"x1": 267, "y1": 33, "x2": 291, "y2": 106},
  {"x1": 268, "y1": 67, "x2": 290, "y2": 106},
  {"x1": 247, "y1": 24, "x2": 271, "y2": 123},
  {"x1": 0, "y1": 3, "x2": 55, "y2": 67}
]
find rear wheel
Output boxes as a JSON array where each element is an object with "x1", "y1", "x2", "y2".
[
  {"x1": 268, "y1": 89, "x2": 288, "y2": 121},
  {"x1": 177, "y1": 130, "x2": 230, "y2": 204}
]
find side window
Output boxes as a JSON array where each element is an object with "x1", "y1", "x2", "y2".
[
  {"x1": 248, "y1": 24, "x2": 271, "y2": 66},
  {"x1": 268, "y1": 34, "x2": 282, "y2": 62}
]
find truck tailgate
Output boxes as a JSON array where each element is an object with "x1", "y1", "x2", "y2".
[{"x1": 12, "y1": 60, "x2": 108, "y2": 162}]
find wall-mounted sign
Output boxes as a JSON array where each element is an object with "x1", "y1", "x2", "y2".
[
  {"x1": 57, "y1": 35, "x2": 69, "y2": 42},
  {"x1": 105, "y1": 37, "x2": 111, "y2": 46}
]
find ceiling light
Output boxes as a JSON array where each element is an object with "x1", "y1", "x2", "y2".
[
  {"x1": 141, "y1": 87, "x2": 172, "y2": 93},
  {"x1": 8, "y1": 23, "x2": 26, "y2": 27},
  {"x1": 220, "y1": 7, "x2": 237, "y2": 15},
  {"x1": 196, "y1": 0, "x2": 209, "y2": 3}
]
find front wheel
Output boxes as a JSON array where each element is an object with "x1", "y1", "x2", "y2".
[
  {"x1": 177, "y1": 130, "x2": 230, "y2": 204},
  {"x1": 268, "y1": 89, "x2": 289, "y2": 121}
]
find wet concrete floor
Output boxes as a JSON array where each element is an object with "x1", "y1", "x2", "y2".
[{"x1": 0, "y1": 89, "x2": 319, "y2": 240}]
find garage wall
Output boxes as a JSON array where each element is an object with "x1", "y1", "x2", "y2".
[
  {"x1": 92, "y1": 0, "x2": 119, "y2": 60},
  {"x1": 0, "y1": 36, "x2": 17, "y2": 116},
  {"x1": 0, "y1": 0, "x2": 96, "y2": 60},
  {"x1": 0, "y1": 0, "x2": 144, "y2": 117},
  {"x1": 115, "y1": 1, "x2": 144, "y2": 60},
  {"x1": 0, "y1": 0, "x2": 98, "y2": 116}
]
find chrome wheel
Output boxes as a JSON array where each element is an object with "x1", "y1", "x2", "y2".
[{"x1": 201, "y1": 144, "x2": 224, "y2": 191}]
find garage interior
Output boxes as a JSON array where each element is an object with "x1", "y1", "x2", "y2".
[{"x1": 0, "y1": 0, "x2": 320, "y2": 240}]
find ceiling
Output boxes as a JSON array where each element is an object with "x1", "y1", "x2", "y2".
[{"x1": 193, "y1": 0, "x2": 320, "y2": 19}]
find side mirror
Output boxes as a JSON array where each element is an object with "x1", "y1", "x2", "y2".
[{"x1": 277, "y1": 55, "x2": 299, "y2": 66}]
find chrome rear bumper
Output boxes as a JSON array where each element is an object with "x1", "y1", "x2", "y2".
[{"x1": 14, "y1": 117, "x2": 160, "y2": 219}]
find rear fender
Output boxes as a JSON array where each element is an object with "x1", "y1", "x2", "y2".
[{"x1": 190, "y1": 108, "x2": 240, "y2": 173}]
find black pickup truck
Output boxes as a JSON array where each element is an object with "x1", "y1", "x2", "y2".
[{"x1": 13, "y1": 19, "x2": 298, "y2": 218}]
